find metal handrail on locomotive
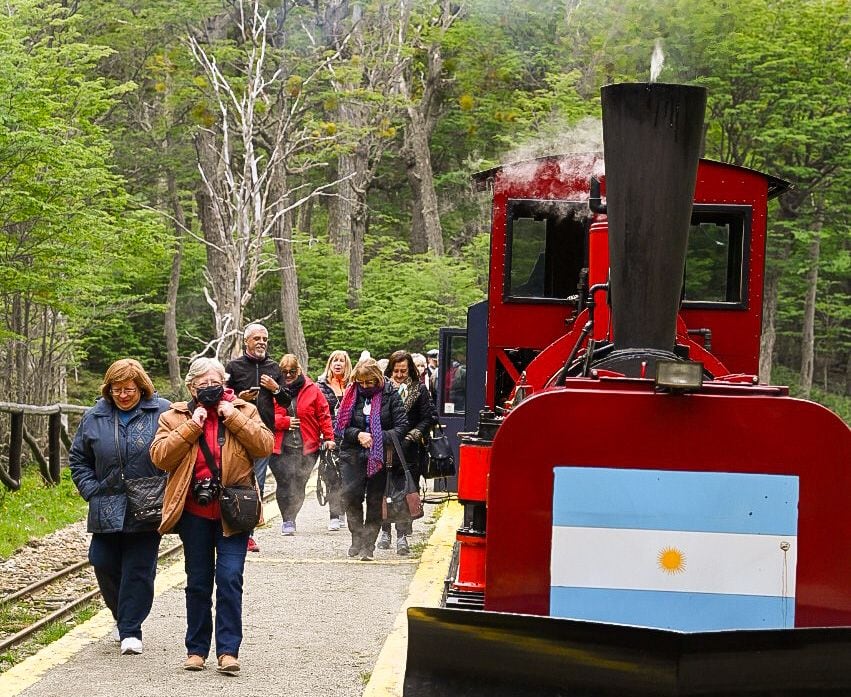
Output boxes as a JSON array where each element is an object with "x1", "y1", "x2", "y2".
[{"x1": 412, "y1": 83, "x2": 851, "y2": 697}]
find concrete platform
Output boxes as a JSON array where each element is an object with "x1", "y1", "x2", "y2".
[{"x1": 1, "y1": 475, "x2": 460, "y2": 697}]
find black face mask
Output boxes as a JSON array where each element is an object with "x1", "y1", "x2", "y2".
[{"x1": 196, "y1": 385, "x2": 224, "y2": 406}]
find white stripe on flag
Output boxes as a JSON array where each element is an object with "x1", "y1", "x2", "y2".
[{"x1": 551, "y1": 526, "x2": 797, "y2": 597}]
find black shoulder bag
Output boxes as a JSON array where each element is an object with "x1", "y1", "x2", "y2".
[
  {"x1": 382, "y1": 431, "x2": 424, "y2": 523},
  {"x1": 423, "y1": 423, "x2": 456, "y2": 479},
  {"x1": 196, "y1": 413, "x2": 262, "y2": 533},
  {"x1": 116, "y1": 415, "x2": 165, "y2": 525}
]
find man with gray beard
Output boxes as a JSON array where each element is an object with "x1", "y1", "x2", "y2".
[{"x1": 225, "y1": 323, "x2": 291, "y2": 552}]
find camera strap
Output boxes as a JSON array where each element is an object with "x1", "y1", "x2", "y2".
[{"x1": 192, "y1": 402, "x2": 226, "y2": 485}]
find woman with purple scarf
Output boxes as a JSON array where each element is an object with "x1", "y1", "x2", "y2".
[{"x1": 335, "y1": 358, "x2": 408, "y2": 561}]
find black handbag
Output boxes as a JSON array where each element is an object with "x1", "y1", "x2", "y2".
[
  {"x1": 382, "y1": 432, "x2": 424, "y2": 523},
  {"x1": 115, "y1": 417, "x2": 165, "y2": 525},
  {"x1": 316, "y1": 444, "x2": 341, "y2": 507},
  {"x1": 197, "y1": 415, "x2": 262, "y2": 533},
  {"x1": 423, "y1": 423, "x2": 456, "y2": 478}
]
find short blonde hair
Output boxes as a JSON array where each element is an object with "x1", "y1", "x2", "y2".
[
  {"x1": 351, "y1": 358, "x2": 384, "y2": 387},
  {"x1": 279, "y1": 353, "x2": 302, "y2": 375},
  {"x1": 184, "y1": 357, "x2": 227, "y2": 387},
  {"x1": 101, "y1": 359, "x2": 156, "y2": 402},
  {"x1": 322, "y1": 350, "x2": 352, "y2": 384}
]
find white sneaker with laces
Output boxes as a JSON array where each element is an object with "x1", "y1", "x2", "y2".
[
  {"x1": 120, "y1": 637, "x2": 143, "y2": 655},
  {"x1": 111, "y1": 624, "x2": 120, "y2": 642}
]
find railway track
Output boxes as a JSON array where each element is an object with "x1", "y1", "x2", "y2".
[{"x1": 0, "y1": 486, "x2": 278, "y2": 656}]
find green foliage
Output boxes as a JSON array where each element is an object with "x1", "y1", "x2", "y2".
[
  {"x1": 0, "y1": 468, "x2": 86, "y2": 560},
  {"x1": 772, "y1": 365, "x2": 850, "y2": 426},
  {"x1": 0, "y1": 0, "x2": 846, "y2": 398},
  {"x1": 249, "y1": 235, "x2": 486, "y2": 376}
]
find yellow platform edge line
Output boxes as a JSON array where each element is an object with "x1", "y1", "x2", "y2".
[
  {"x1": 0, "y1": 493, "x2": 284, "y2": 696},
  {"x1": 362, "y1": 499, "x2": 463, "y2": 697}
]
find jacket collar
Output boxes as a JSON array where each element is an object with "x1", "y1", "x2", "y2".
[{"x1": 91, "y1": 394, "x2": 163, "y2": 417}]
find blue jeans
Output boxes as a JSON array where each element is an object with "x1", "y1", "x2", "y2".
[
  {"x1": 89, "y1": 530, "x2": 160, "y2": 640},
  {"x1": 177, "y1": 512, "x2": 248, "y2": 658},
  {"x1": 253, "y1": 454, "x2": 271, "y2": 496}
]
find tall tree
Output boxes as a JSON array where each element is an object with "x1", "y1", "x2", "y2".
[
  {"x1": 397, "y1": 0, "x2": 463, "y2": 255},
  {"x1": 324, "y1": 0, "x2": 409, "y2": 306}
]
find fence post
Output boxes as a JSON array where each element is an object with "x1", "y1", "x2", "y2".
[
  {"x1": 48, "y1": 412, "x2": 61, "y2": 484},
  {"x1": 7, "y1": 412, "x2": 23, "y2": 491}
]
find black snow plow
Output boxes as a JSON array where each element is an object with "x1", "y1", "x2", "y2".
[{"x1": 404, "y1": 606, "x2": 851, "y2": 696}]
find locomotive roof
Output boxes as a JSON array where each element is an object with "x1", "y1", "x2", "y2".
[{"x1": 472, "y1": 153, "x2": 790, "y2": 199}]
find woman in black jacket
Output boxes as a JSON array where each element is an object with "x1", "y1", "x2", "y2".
[
  {"x1": 334, "y1": 358, "x2": 408, "y2": 561},
  {"x1": 378, "y1": 351, "x2": 435, "y2": 555}
]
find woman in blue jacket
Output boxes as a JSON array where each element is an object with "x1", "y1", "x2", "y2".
[{"x1": 70, "y1": 359, "x2": 170, "y2": 656}]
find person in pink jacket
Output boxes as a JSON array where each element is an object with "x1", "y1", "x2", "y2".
[{"x1": 269, "y1": 354, "x2": 335, "y2": 535}]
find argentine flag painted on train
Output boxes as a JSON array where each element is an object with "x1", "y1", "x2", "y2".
[{"x1": 550, "y1": 467, "x2": 799, "y2": 632}]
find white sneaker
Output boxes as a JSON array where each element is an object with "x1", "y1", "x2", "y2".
[
  {"x1": 111, "y1": 624, "x2": 120, "y2": 642},
  {"x1": 120, "y1": 637, "x2": 143, "y2": 655},
  {"x1": 328, "y1": 517, "x2": 341, "y2": 531}
]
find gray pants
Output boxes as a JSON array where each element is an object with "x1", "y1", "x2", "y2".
[{"x1": 268, "y1": 447, "x2": 315, "y2": 523}]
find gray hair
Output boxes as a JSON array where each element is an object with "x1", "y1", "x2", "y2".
[
  {"x1": 184, "y1": 357, "x2": 228, "y2": 387},
  {"x1": 243, "y1": 323, "x2": 268, "y2": 340}
]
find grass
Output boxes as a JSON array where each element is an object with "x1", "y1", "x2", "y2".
[
  {"x1": 0, "y1": 601, "x2": 101, "y2": 673},
  {"x1": 0, "y1": 467, "x2": 87, "y2": 560}
]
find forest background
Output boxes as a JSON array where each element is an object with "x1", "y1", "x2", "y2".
[{"x1": 0, "y1": 0, "x2": 848, "y2": 421}]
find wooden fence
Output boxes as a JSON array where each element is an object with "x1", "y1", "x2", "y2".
[{"x1": 0, "y1": 402, "x2": 90, "y2": 491}]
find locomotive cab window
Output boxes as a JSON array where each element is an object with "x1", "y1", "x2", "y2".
[
  {"x1": 504, "y1": 199, "x2": 586, "y2": 303},
  {"x1": 683, "y1": 205, "x2": 751, "y2": 308}
]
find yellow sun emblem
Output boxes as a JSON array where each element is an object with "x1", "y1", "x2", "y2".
[{"x1": 658, "y1": 547, "x2": 686, "y2": 574}]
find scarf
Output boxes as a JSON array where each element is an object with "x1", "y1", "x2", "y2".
[
  {"x1": 335, "y1": 383, "x2": 384, "y2": 477},
  {"x1": 287, "y1": 374, "x2": 306, "y2": 397},
  {"x1": 396, "y1": 378, "x2": 420, "y2": 412}
]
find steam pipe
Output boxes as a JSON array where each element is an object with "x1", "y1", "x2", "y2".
[{"x1": 597, "y1": 82, "x2": 707, "y2": 377}]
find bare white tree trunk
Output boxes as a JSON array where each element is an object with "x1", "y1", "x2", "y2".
[
  {"x1": 189, "y1": 0, "x2": 345, "y2": 358},
  {"x1": 799, "y1": 210, "x2": 823, "y2": 399},
  {"x1": 759, "y1": 266, "x2": 779, "y2": 385}
]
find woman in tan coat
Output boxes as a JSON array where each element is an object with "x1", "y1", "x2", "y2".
[{"x1": 151, "y1": 357, "x2": 272, "y2": 675}]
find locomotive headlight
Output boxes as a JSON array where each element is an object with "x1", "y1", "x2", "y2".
[{"x1": 655, "y1": 360, "x2": 704, "y2": 392}]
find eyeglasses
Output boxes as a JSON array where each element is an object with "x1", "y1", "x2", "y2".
[
  {"x1": 194, "y1": 381, "x2": 223, "y2": 389},
  {"x1": 282, "y1": 369, "x2": 299, "y2": 376},
  {"x1": 110, "y1": 387, "x2": 138, "y2": 396},
  {"x1": 356, "y1": 379, "x2": 377, "y2": 387}
]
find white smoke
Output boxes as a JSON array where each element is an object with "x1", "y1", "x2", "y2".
[{"x1": 650, "y1": 39, "x2": 665, "y2": 82}]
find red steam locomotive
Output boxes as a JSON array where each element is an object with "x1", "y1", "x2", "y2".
[{"x1": 408, "y1": 83, "x2": 851, "y2": 696}]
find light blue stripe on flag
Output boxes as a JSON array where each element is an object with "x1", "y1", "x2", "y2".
[
  {"x1": 550, "y1": 587, "x2": 795, "y2": 631},
  {"x1": 552, "y1": 467, "x2": 798, "y2": 535},
  {"x1": 550, "y1": 467, "x2": 799, "y2": 631}
]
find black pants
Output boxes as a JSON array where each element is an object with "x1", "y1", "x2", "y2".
[
  {"x1": 341, "y1": 461, "x2": 387, "y2": 553},
  {"x1": 89, "y1": 530, "x2": 161, "y2": 640},
  {"x1": 380, "y1": 440, "x2": 421, "y2": 537},
  {"x1": 268, "y1": 447, "x2": 316, "y2": 523}
]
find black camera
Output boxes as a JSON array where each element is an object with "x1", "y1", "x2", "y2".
[{"x1": 192, "y1": 477, "x2": 220, "y2": 506}]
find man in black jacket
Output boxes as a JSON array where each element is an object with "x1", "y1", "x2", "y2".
[{"x1": 225, "y1": 323, "x2": 291, "y2": 552}]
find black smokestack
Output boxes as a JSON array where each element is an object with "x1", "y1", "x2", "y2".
[{"x1": 601, "y1": 83, "x2": 706, "y2": 369}]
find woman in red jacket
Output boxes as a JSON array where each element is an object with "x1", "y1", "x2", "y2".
[{"x1": 270, "y1": 354, "x2": 335, "y2": 535}]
